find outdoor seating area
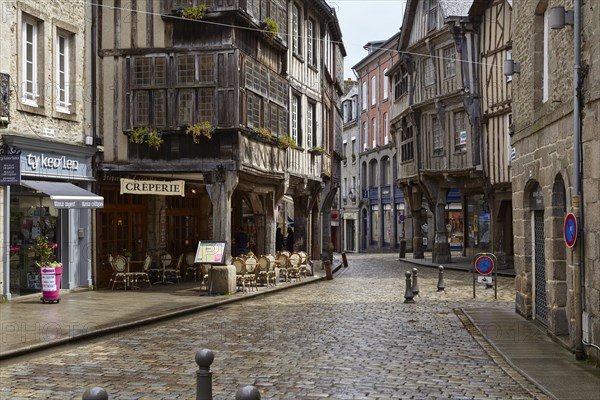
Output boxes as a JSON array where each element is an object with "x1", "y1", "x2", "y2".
[{"x1": 106, "y1": 250, "x2": 311, "y2": 293}]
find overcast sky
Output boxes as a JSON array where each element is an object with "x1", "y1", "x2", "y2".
[{"x1": 334, "y1": 0, "x2": 406, "y2": 79}]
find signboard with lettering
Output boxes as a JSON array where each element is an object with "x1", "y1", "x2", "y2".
[
  {"x1": 21, "y1": 151, "x2": 92, "y2": 180},
  {"x1": 0, "y1": 155, "x2": 21, "y2": 185},
  {"x1": 194, "y1": 241, "x2": 228, "y2": 265},
  {"x1": 120, "y1": 178, "x2": 185, "y2": 196}
]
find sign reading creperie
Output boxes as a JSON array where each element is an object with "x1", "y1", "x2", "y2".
[{"x1": 120, "y1": 178, "x2": 185, "y2": 196}]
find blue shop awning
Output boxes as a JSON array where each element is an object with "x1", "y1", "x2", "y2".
[
  {"x1": 447, "y1": 188, "x2": 461, "y2": 203},
  {"x1": 22, "y1": 180, "x2": 104, "y2": 209}
]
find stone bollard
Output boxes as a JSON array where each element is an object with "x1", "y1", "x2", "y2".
[
  {"x1": 404, "y1": 271, "x2": 415, "y2": 303},
  {"x1": 82, "y1": 387, "x2": 109, "y2": 400},
  {"x1": 235, "y1": 385, "x2": 261, "y2": 400},
  {"x1": 437, "y1": 265, "x2": 445, "y2": 292},
  {"x1": 411, "y1": 268, "x2": 419, "y2": 295},
  {"x1": 195, "y1": 348, "x2": 214, "y2": 400},
  {"x1": 324, "y1": 260, "x2": 333, "y2": 280}
]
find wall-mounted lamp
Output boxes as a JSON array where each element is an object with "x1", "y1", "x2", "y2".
[
  {"x1": 549, "y1": 6, "x2": 574, "y2": 29},
  {"x1": 504, "y1": 59, "x2": 521, "y2": 76}
]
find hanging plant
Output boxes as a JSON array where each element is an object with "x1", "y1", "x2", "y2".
[
  {"x1": 262, "y1": 17, "x2": 279, "y2": 39},
  {"x1": 308, "y1": 146, "x2": 324, "y2": 155},
  {"x1": 182, "y1": 4, "x2": 206, "y2": 20},
  {"x1": 278, "y1": 134, "x2": 297, "y2": 149},
  {"x1": 186, "y1": 121, "x2": 214, "y2": 143},
  {"x1": 145, "y1": 128, "x2": 164, "y2": 150}
]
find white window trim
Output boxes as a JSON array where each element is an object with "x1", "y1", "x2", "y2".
[
  {"x1": 383, "y1": 69, "x2": 389, "y2": 99},
  {"x1": 371, "y1": 118, "x2": 376, "y2": 148},
  {"x1": 291, "y1": 95, "x2": 299, "y2": 143},
  {"x1": 384, "y1": 113, "x2": 389, "y2": 145},
  {"x1": 362, "y1": 82, "x2": 367, "y2": 110},
  {"x1": 371, "y1": 76, "x2": 376, "y2": 106},
  {"x1": 307, "y1": 103, "x2": 314, "y2": 148},
  {"x1": 22, "y1": 18, "x2": 39, "y2": 107},
  {"x1": 56, "y1": 32, "x2": 71, "y2": 113}
]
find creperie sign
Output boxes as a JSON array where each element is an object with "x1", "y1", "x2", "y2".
[{"x1": 120, "y1": 178, "x2": 185, "y2": 196}]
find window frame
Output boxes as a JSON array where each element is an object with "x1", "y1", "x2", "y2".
[
  {"x1": 292, "y1": 3, "x2": 302, "y2": 57},
  {"x1": 22, "y1": 15, "x2": 39, "y2": 107},
  {"x1": 424, "y1": 58, "x2": 435, "y2": 87},
  {"x1": 432, "y1": 116, "x2": 443, "y2": 155},
  {"x1": 443, "y1": 46, "x2": 456, "y2": 78},
  {"x1": 55, "y1": 30, "x2": 72, "y2": 114},
  {"x1": 371, "y1": 76, "x2": 376, "y2": 106},
  {"x1": 453, "y1": 111, "x2": 467, "y2": 153},
  {"x1": 383, "y1": 69, "x2": 389, "y2": 100}
]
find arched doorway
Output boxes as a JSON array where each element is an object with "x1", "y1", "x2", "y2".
[{"x1": 529, "y1": 182, "x2": 547, "y2": 326}]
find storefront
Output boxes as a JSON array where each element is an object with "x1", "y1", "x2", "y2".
[{"x1": 1, "y1": 135, "x2": 102, "y2": 300}]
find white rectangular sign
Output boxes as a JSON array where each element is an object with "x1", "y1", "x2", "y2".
[
  {"x1": 120, "y1": 178, "x2": 185, "y2": 196},
  {"x1": 478, "y1": 275, "x2": 493, "y2": 285}
]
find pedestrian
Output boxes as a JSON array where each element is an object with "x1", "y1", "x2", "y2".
[
  {"x1": 234, "y1": 228, "x2": 249, "y2": 257},
  {"x1": 276, "y1": 227, "x2": 284, "y2": 252},
  {"x1": 285, "y1": 227, "x2": 294, "y2": 252}
]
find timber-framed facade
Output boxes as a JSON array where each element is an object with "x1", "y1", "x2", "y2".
[{"x1": 94, "y1": 0, "x2": 344, "y2": 287}]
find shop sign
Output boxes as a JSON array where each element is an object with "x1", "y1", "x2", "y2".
[
  {"x1": 120, "y1": 178, "x2": 185, "y2": 196},
  {"x1": 22, "y1": 151, "x2": 91, "y2": 179},
  {"x1": 0, "y1": 155, "x2": 21, "y2": 185}
]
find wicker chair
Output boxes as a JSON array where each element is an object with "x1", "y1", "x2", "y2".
[{"x1": 109, "y1": 255, "x2": 128, "y2": 290}]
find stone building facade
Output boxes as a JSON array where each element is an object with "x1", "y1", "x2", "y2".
[
  {"x1": 1, "y1": 0, "x2": 102, "y2": 300},
  {"x1": 511, "y1": 0, "x2": 599, "y2": 362}
]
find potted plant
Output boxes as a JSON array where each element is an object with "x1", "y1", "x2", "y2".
[
  {"x1": 308, "y1": 146, "x2": 324, "y2": 155},
  {"x1": 351, "y1": 152, "x2": 356, "y2": 162},
  {"x1": 278, "y1": 134, "x2": 297, "y2": 149},
  {"x1": 127, "y1": 126, "x2": 147, "y2": 144},
  {"x1": 33, "y1": 235, "x2": 63, "y2": 303},
  {"x1": 342, "y1": 155, "x2": 347, "y2": 164},
  {"x1": 254, "y1": 127, "x2": 273, "y2": 141},
  {"x1": 262, "y1": 17, "x2": 279, "y2": 39},
  {"x1": 145, "y1": 128, "x2": 163, "y2": 150},
  {"x1": 182, "y1": 4, "x2": 206, "y2": 20},
  {"x1": 186, "y1": 121, "x2": 214, "y2": 143}
]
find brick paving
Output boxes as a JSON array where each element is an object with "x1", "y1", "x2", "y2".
[{"x1": 0, "y1": 254, "x2": 551, "y2": 399}]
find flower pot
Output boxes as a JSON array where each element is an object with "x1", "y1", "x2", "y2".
[{"x1": 40, "y1": 265, "x2": 63, "y2": 303}]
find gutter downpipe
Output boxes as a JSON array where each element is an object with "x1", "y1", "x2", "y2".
[
  {"x1": 572, "y1": 0, "x2": 584, "y2": 360},
  {"x1": 3, "y1": 186, "x2": 10, "y2": 300}
]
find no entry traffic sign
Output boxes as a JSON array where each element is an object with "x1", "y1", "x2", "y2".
[
  {"x1": 474, "y1": 254, "x2": 494, "y2": 275},
  {"x1": 564, "y1": 212, "x2": 577, "y2": 248}
]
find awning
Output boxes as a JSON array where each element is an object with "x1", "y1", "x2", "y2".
[{"x1": 22, "y1": 180, "x2": 104, "y2": 209}]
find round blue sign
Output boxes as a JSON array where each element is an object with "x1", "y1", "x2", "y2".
[
  {"x1": 564, "y1": 213, "x2": 577, "y2": 248},
  {"x1": 475, "y1": 255, "x2": 494, "y2": 275}
]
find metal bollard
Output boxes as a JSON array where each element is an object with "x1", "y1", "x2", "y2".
[
  {"x1": 404, "y1": 271, "x2": 415, "y2": 303},
  {"x1": 411, "y1": 268, "x2": 419, "y2": 295},
  {"x1": 195, "y1": 348, "x2": 214, "y2": 400},
  {"x1": 341, "y1": 252, "x2": 348, "y2": 267},
  {"x1": 235, "y1": 385, "x2": 261, "y2": 400},
  {"x1": 437, "y1": 265, "x2": 445, "y2": 292},
  {"x1": 82, "y1": 387, "x2": 109, "y2": 400}
]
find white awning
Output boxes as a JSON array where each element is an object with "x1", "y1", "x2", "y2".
[{"x1": 22, "y1": 180, "x2": 104, "y2": 209}]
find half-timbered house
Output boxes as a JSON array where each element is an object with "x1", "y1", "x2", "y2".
[
  {"x1": 94, "y1": 0, "x2": 344, "y2": 286},
  {"x1": 389, "y1": 0, "x2": 513, "y2": 265}
]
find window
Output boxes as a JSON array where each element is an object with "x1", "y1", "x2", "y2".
[
  {"x1": 454, "y1": 111, "x2": 466, "y2": 152},
  {"x1": 383, "y1": 69, "x2": 389, "y2": 100},
  {"x1": 307, "y1": 102, "x2": 316, "y2": 148},
  {"x1": 362, "y1": 121, "x2": 368, "y2": 150},
  {"x1": 383, "y1": 113, "x2": 389, "y2": 145},
  {"x1": 443, "y1": 46, "x2": 456, "y2": 78},
  {"x1": 362, "y1": 82, "x2": 367, "y2": 110},
  {"x1": 351, "y1": 138, "x2": 356, "y2": 159},
  {"x1": 381, "y1": 157, "x2": 390, "y2": 185},
  {"x1": 56, "y1": 32, "x2": 72, "y2": 113},
  {"x1": 130, "y1": 56, "x2": 170, "y2": 128},
  {"x1": 291, "y1": 94, "x2": 300, "y2": 144},
  {"x1": 343, "y1": 142, "x2": 348, "y2": 161},
  {"x1": 371, "y1": 118, "x2": 376, "y2": 147},
  {"x1": 247, "y1": 91, "x2": 262, "y2": 128},
  {"x1": 371, "y1": 76, "x2": 376, "y2": 106},
  {"x1": 432, "y1": 116, "x2": 443, "y2": 154},
  {"x1": 400, "y1": 124, "x2": 414, "y2": 162},
  {"x1": 424, "y1": 58, "x2": 435, "y2": 86},
  {"x1": 394, "y1": 70, "x2": 408, "y2": 99},
  {"x1": 307, "y1": 18, "x2": 316, "y2": 66},
  {"x1": 292, "y1": 4, "x2": 301, "y2": 56},
  {"x1": 427, "y1": 0, "x2": 438, "y2": 31},
  {"x1": 22, "y1": 16, "x2": 39, "y2": 106}
]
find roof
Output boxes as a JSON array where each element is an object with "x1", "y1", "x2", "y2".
[{"x1": 439, "y1": 0, "x2": 474, "y2": 18}]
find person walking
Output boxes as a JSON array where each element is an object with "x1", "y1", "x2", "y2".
[
  {"x1": 276, "y1": 227, "x2": 284, "y2": 252},
  {"x1": 285, "y1": 227, "x2": 294, "y2": 252}
]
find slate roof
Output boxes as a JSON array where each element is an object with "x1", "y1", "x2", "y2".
[{"x1": 439, "y1": 0, "x2": 474, "y2": 18}]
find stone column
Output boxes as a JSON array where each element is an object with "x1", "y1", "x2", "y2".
[
  {"x1": 206, "y1": 171, "x2": 238, "y2": 259},
  {"x1": 264, "y1": 193, "x2": 276, "y2": 255},
  {"x1": 293, "y1": 194, "x2": 309, "y2": 252},
  {"x1": 432, "y1": 188, "x2": 451, "y2": 264},
  {"x1": 409, "y1": 188, "x2": 424, "y2": 259}
]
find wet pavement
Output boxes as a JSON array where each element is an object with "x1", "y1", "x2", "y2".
[{"x1": 0, "y1": 253, "x2": 598, "y2": 399}]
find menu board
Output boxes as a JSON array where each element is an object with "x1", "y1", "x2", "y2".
[{"x1": 194, "y1": 241, "x2": 227, "y2": 265}]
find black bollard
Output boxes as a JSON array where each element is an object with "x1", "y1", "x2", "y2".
[
  {"x1": 341, "y1": 252, "x2": 348, "y2": 267},
  {"x1": 82, "y1": 387, "x2": 109, "y2": 400},
  {"x1": 437, "y1": 265, "x2": 445, "y2": 292},
  {"x1": 236, "y1": 385, "x2": 261, "y2": 400},
  {"x1": 195, "y1": 349, "x2": 214, "y2": 400},
  {"x1": 404, "y1": 271, "x2": 415, "y2": 303},
  {"x1": 411, "y1": 268, "x2": 419, "y2": 295}
]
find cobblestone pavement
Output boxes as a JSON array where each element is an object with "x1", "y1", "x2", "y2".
[{"x1": 0, "y1": 254, "x2": 550, "y2": 399}]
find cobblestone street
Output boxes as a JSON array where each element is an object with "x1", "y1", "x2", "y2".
[{"x1": 0, "y1": 254, "x2": 550, "y2": 399}]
